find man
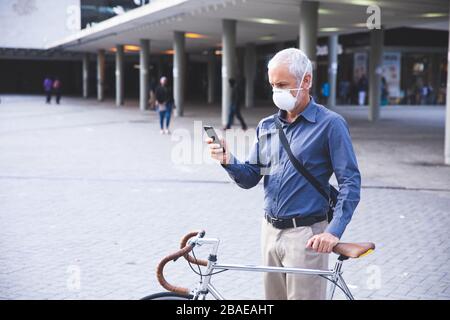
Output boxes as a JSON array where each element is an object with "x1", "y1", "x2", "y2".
[
  {"x1": 53, "y1": 77, "x2": 62, "y2": 104},
  {"x1": 357, "y1": 74, "x2": 368, "y2": 106},
  {"x1": 223, "y1": 78, "x2": 247, "y2": 131},
  {"x1": 206, "y1": 48, "x2": 361, "y2": 300},
  {"x1": 43, "y1": 76, "x2": 53, "y2": 104},
  {"x1": 155, "y1": 76, "x2": 175, "y2": 134}
]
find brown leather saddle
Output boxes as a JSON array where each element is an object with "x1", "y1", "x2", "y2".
[{"x1": 333, "y1": 242, "x2": 375, "y2": 259}]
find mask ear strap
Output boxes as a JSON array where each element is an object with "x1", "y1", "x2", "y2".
[
  {"x1": 297, "y1": 61, "x2": 311, "y2": 92},
  {"x1": 294, "y1": 78, "x2": 303, "y2": 98}
]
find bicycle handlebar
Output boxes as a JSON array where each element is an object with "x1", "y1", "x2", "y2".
[
  {"x1": 180, "y1": 231, "x2": 208, "y2": 267},
  {"x1": 155, "y1": 230, "x2": 207, "y2": 295}
]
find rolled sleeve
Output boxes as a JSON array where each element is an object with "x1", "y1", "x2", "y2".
[{"x1": 325, "y1": 116, "x2": 361, "y2": 239}]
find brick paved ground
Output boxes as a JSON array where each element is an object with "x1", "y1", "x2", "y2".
[{"x1": 0, "y1": 94, "x2": 449, "y2": 300}]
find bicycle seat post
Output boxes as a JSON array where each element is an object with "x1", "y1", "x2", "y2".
[{"x1": 328, "y1": 256, "x2": 346, "y2": 300}]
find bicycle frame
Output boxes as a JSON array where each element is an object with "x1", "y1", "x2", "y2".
[{"x1": 188, "y1": 237, "x2": 354, "y2": 300}]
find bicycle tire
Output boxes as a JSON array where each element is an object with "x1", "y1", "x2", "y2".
[{"x1": 141, "y1": 291, "x2": 192, "y2": 300}]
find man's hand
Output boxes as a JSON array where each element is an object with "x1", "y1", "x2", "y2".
[
  {"x1": 206, "y1": 137, "x2": 230, "y2": 165},
  {"x1": 306, "y1": 232, "x2": 339, "y2": 253}
]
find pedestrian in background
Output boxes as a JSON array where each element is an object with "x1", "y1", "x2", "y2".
[
  {"x1": 223, "y1": 78, "x2": 247, "y2": 131},
  {"x1": 357, "y1": 74, "x2": 368, "y2": 106},
  {"x1": 338, "y1": 80, "x2": 350, "y2": 104},
  {"x1": 43, "y1": 76, "x2": 53, "y2": 104},
  {"x1": 321, "y1": 81, "x2": 330, "y2": 104},
  {"x1": 148, "y1": 77, "x2": 157, "y2": 110},
  {"x1": 381, "y1": 77, "x2": 389, "y2": 106},
  {"x1": 155, "y1": 76, "x2": 175, "y2": 134},
  {"x1": 53, "y1": 77, "x2": 62, "y2": 104}
]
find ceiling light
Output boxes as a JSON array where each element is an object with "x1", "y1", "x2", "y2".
[
  {"x1": 247, "y1": 18, "x2": 286, "y2": 25},
  {"x1": 259, "y1": 35, "x2": 275, "y2": 41},
  {"x1": 320, "y1": 27, "x2": 340, "y2": 32},
  {"x1": 348, "y1": 0, "x2": 376, "y2": 6},
  {"x1": 318, "y1": 8, "x2": 333, "y2": 15},
  {"x1": 185, "y1": 32, "x2": 208, "y2": 39},
  {"x1": 421, "y1": 13, "x2": 447, "y2": 18},
  {"x1": 124, "y1": 45, "x2": 140, "y2": 52}
]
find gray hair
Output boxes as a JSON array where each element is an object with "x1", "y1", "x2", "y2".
[{"x1": 267, "y1": 48, "x2": 312, "y2": 87}]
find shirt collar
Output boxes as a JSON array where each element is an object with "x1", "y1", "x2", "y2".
[{"x1": 277, "y1": 96, "x2": 317, "y2": 124}]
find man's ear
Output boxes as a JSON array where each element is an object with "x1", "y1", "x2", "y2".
[{"x1": 303, "y1": 74, "x2": 312, "y2": 90}]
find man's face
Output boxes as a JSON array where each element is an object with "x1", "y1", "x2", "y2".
[{"x1": 268, "y1": 64, "x2": 311, "y2": 100}]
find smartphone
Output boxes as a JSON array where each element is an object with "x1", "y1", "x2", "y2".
[{"x1": 203, "y1": 125, "x2": 223, "y2": 148}]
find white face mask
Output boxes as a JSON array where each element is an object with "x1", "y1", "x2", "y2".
[{"x1": 272, "y1": 65, "x2": 310, "y2": 112}]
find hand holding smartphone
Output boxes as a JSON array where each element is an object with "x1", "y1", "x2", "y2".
[
  {"x1": 203, "y1": 126, "x2": 223, "y2": 148},
  {"x1": 204, "y1": 125, "x2": 228, "y2": 164}
]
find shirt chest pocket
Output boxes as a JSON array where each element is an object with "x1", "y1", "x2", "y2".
[{"x1": 289, "y1": 133, "x2": 326, "y2": 166}]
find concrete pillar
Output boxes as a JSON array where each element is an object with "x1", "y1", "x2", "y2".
[
  {"x1": 222, "y1": 19, "x2": 237, "y2": 126},
  {"x1": 97, "y1": 49, "x2": 105, "y2": 101},
  {"x1": 299, "y1": 0, "x2": 318, "y2": 95},
  {"x1": 369, "y1": 28, "x2": 384, "y2": 122},
  {"x1": 244, "y1": 43, "x2": 256, "y2": 108},
  {"x1": 173, "y1": 31, "x2": 185, "y2": 117},
  {"x1": 207, "y1": 49, "x2": 216, "y2": 104},
  {"x1": 115, "y1": 44, "x2": 124, "y2": 106},
  {"x1": 140, "y1": 39, "x2": 150, "y2": 111},
  {"x1": 327, "y1": 34, "x2": 338, "y2": 108},
  {"x1": 236, "y1": 47, "x2": 245, "y2": 79},
  {"x1": 82, "y1": 53, "x2": 89, "y2": 98},
  {"x1": 445, "y1": 9, "x2": 450, "y2": 165}
]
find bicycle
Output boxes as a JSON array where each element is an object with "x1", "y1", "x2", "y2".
[{"x1": 142, "y1": 230, "x2": 375, "y2": 300}]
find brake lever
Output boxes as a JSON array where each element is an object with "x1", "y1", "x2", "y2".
[{"x1": 173, "y1": 230, "x2": 206, "y2": 262}]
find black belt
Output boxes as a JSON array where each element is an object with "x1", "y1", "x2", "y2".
[{"x1": 265, "y1": 212, "x2": 327, "y2": 230}]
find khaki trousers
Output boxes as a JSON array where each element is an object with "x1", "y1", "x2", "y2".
[{"x1": 261, "y1": 217, "x2": 329, "y2": 300}]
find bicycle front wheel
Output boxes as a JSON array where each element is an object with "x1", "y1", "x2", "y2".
[{"x1": 141, "y1": 291, "x2": 192, "y2": 300}]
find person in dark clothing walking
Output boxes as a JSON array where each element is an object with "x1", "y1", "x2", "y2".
[
  {"x1": 53, "y1": 77, "x2": 62, "y2": 104},
  {"x1": 224, "y1": 78, "x2": 247, "y2": 131},
  {"x1": 155, "y1": 76, "x2": 175, "y2": 134},
  {"x1": 381, "y1": 76, "x2": 389, "y2": 106},
  {"x1": 356, "y1": 74, "x2": 368, "y2": 106},
  {"x1": 43, "y1": 76, "x2": 53, "y2": 103}
]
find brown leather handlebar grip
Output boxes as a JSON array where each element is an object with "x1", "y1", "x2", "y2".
[
  {"x1": 155, "y1": 231, "x2": 208, "y2": 295},
  {"x1": 156, "y1": 244, "x2": 194, "y2": 295},
  {"x1": 180, "y1": 231, "x2": 208, "y2": 267}
]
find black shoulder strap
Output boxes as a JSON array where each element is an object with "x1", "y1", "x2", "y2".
[{"x1": 273, "y1": 115, "x2": 337, "y2": 204}]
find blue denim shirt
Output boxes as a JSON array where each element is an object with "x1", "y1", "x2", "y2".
[{"x1": 222, "y1": 98, "x2": 361, "y2": 239}]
